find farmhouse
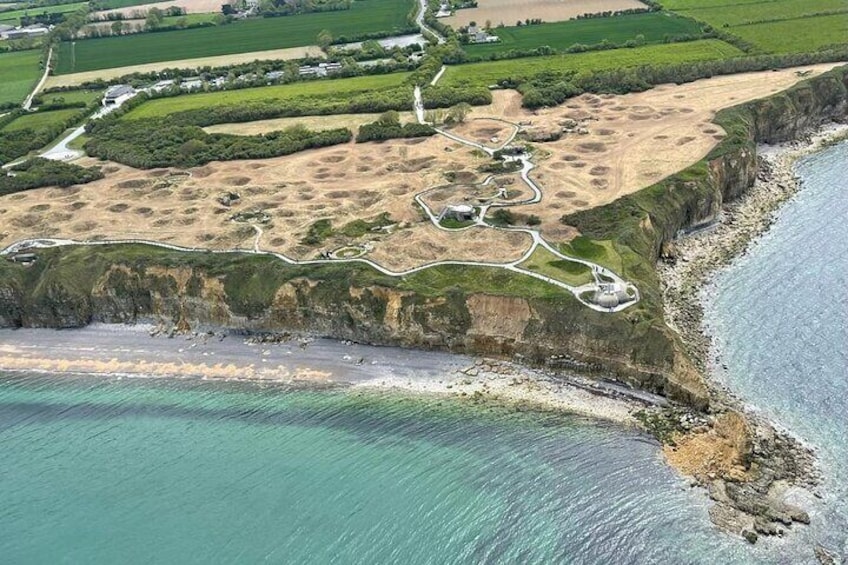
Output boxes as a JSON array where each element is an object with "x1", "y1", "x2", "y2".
[
  {"x1": 102, "y1": 84, "x2": 135, "y2": 106},
  {"x1": 466, "y1": 24, "x2": 499, "y2": 44},
  {"x1": 298, "y1": 62, "x2": 343, "y2": 77}
]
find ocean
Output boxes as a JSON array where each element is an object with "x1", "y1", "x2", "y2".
[{"x1": 0, "y1": 141, "x2": 845, "y2": 564}]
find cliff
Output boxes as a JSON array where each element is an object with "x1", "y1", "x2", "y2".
[{"x1": 1, "y1": 66, "x2": 846, "y2": 412}]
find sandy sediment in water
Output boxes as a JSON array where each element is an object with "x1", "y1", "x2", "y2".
[{"x1": 0, "y1": 325, "x2": 645, "y2": 425}]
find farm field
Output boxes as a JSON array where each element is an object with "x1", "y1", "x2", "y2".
[
  {"x1": 730, "y1": 14, "x2": 848, "y2": 54},
  {"x1": 443, "y1": 39, "x2": 743, "y2": 87},
  {"x1": 124, "y1": 72, "x2": 411, "y2": 119},
  {"x1": 2, "y1": 107, "x2": 83, "y2": 132},
  {"x1": 0, "y1": 1, "x2": 86, "y2": 24},
  {"x1": 44, "y1": 46, "x2": 323, "y2": 88},
  {"x1": 38, "y1": 89, "x2": 100, "y2": 106},
  {"x1": 464, "y1": 12, "x2": 704, "y2": 57},
  {"x1": 661, "y1": 0, "x2": 848, "y2": 53},
  {"x1": 0, "y1": 49, "x2": 42, "y2": 107},
  {"x1": 54, "y1": 0, "x2": 414, "y2": 74},
  {"x1": 442, "y1": 0, "x2": 647, "y2": 28},
  {"x1": 204, "y1": 111, "x2": 417, "y2": 136}
]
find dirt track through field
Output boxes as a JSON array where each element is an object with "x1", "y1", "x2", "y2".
[
  {"x1": 442, "y1": 0, "x2": 647, "y2": 28},
  {"x1": 44, "y1": 46, "x2": 324, "y2": 88},
  {"x1": 3, "y1": 63, "x2": 843, "y2": 271}
]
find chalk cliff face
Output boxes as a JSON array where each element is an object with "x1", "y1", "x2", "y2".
[{"x1": 1, "y1": 67, "x2": 846, "y2": 411}]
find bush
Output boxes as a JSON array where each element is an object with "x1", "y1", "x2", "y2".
[
  {"x1": 356, "y1": 121, "x2": 435, "y2": 142},
  {"x1": 1, "y1": 158, "x2": 103, "y2": 195},
  {"x1": 85, "y1": 120, "x2": 353, "y2": 168}
]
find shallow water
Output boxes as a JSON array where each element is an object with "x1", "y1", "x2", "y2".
[
  {"x1": 706, "y1": 140, "x2": 848, "y2": 558},
  {"x1": 1, "y1": 371, "x2": 769, "y2": 564}
]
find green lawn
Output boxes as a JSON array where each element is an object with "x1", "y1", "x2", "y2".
[
  {"x1": 2, "y1": 107, "x2": 83, "y2": 131},
  {"x1": 39, "y1": 89, "x2": 100, "y2": 106},
  {"x1": 0, "y1": 1, "x2": 86, "y2": 25},
  {"x1": 465, "y1": 12, "x2": 704, "y2": 57},
  {"x1": 55, "y1": 0, "x2": 414, "y2": 74},
  {"x1": 443, "y1": 39, "x2": 744, "y2": 87},
  {"x1": 124, "y1": 72, "x2": 410, "y2": 119},
  {"x1": 662, "y1": 0, "x2": 845, "y2": 21},
  {"x1": 0, "y1": 49, "x2": 42, "y2": 107},
  {"x1": 93, "y1": 0, "x2": 184, "y2": 9},
  {"x1": 661, "y1": 0, "x2": 848, "y2": 53},
  {"x1": 730, "y1": 13, "x2": 848, "y2": 53},
  {"x1": 519, "y1": 246, "x2": 594, "y2": 286}
]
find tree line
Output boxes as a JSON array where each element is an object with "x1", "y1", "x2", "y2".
[
  {"x1": 84, "y1": 119, "x2": 353, "y2": 168},
  {"x1": 1, "y1": 158, "x2": 103, "y2": 196}
]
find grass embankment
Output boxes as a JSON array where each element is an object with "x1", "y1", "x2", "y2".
[
  {"x1": 661, "y1": 0, "x2": 848, "y2": 53},
  {"x1": 0, "y1": 49, "x2": 42, "y2": 107},
  {"x1": 0, "y1": 1, "x2": 86, "y2": 25},
  {"x1": 464, "y1": 12, "x2": 705, "y2": 57},
  {"x1": 55, "y1": 0, "x2": 414, "y2": 74},
  {"x1": 442, "y1": 39, "x2": 743, "y2": 87},
  {"x1": 518, "y1": 247, "x2": 594, "y2": 287},
  {"x1": 122, "y1": 73, "x2": 411, "y2": 119}
]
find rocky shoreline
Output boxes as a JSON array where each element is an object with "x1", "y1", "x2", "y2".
[{"x1": 655, "y1": 123, "x2": 848, "y2": 547}]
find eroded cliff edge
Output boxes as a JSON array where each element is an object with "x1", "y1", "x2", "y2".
[{"x1": 1, "y1": 66, "x2": 846, "y2": 408}]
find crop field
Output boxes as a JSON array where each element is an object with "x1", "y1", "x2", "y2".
[
  {"x1": 464, "y1": 12, "x2": 704, "y2": 57},
  {"x1": 0, "y1": 49, "x2": 42, "y2": 107},
  {"x1": 0, "y1": 1, "x2": 86, "y2": 24},
  {"x1": 54, "y1": 0, "x2": 414, "y2": 74},
  {"x1": 443, "y1": 39, "x2": 743, "y2": 87},
  {"x1": 661, "y1": 0, "x2": 848, "y2": 53},
  {"x1": 2, "y1": 108, "x2": 83, "y2": 132},
  {"x1": 730, "y1": 14, "x2": 848, "y2": 53},
  {"x1": 95, "y1": 0, "x2": 183, "y2": 9},
  {"x1": 124, "y1": 72, "x2": 411, "y2": 119}
]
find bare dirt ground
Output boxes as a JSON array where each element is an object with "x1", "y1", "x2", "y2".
[
  {"x1": 3, "y1": 64, "x2": 842, "y2": 271},
  {"x1": 442, "y1": 0, "x2": 647, "y2": 28},
  {"x1": 0, "y1": 137, "x2": 531, "y2": 270},
  {"x1": 443, "y1": 118, "x2": 517, "y2": 149},
  {"x1": 205, "y1": 112, "x2": 417, "y2": 136},
  {"x1": 94, "y1": 0, "x2": 223, "y2": 17},
  {"x1": 45, "y1": 46, "x2": 323, "y2": 88},
  {"x1": 463, "y1": 63, "x2": 844, "y2": 239}
]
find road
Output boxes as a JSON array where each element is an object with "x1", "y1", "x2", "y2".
[
  {"x1": 415, "y1": 0, "x2": 446, "y2": 44},
  {"x1": 22, "y1": 46, "x2": 52, "y2": 111}
]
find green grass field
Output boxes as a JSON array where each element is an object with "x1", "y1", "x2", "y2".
[
  {"x1": 661, "y1": 0, "x2": 848, "y2": 53},
  {"x1": 39, "y1": 89, "x2": 100, "y2": 106},
  {"x1": 2, "y1": 107, "x2": 83, "y2": 131},
  {"x1": 729, "y1": 13, "x2": 848, "y2": 53},
  {"x1": 93, "y1": 0, "x2": 181, "y2": 9},
  {"x1": 0, "y1": 49, "x2": 42, "y2": 107},
  {"x1": 0, "y1": 1, "x2": 86, "y2": 25},
  {"x1": 443, "y1": 39, "x2": 743, "y2": 87},
  {"x1": 124, "y1": 72, "x2": 410, "y2": 119},
  {"x1": 464, "y1": 12, "x2": 704, "y2": 57},
  {"x1": 55, "y1": 0, "x2": 414, "y2": 74}
]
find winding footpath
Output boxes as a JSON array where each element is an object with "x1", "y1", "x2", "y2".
[{"x1": 2, "y1": 84, "x2": 640, "y2": 314}]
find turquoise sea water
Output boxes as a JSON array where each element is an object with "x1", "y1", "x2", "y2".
[
  {"x1": 1, "y1": 373, "x2": 764, "y2": 564},
  {"x1": 1, "y1": 142, "x2": 845, "y2": 564}
]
